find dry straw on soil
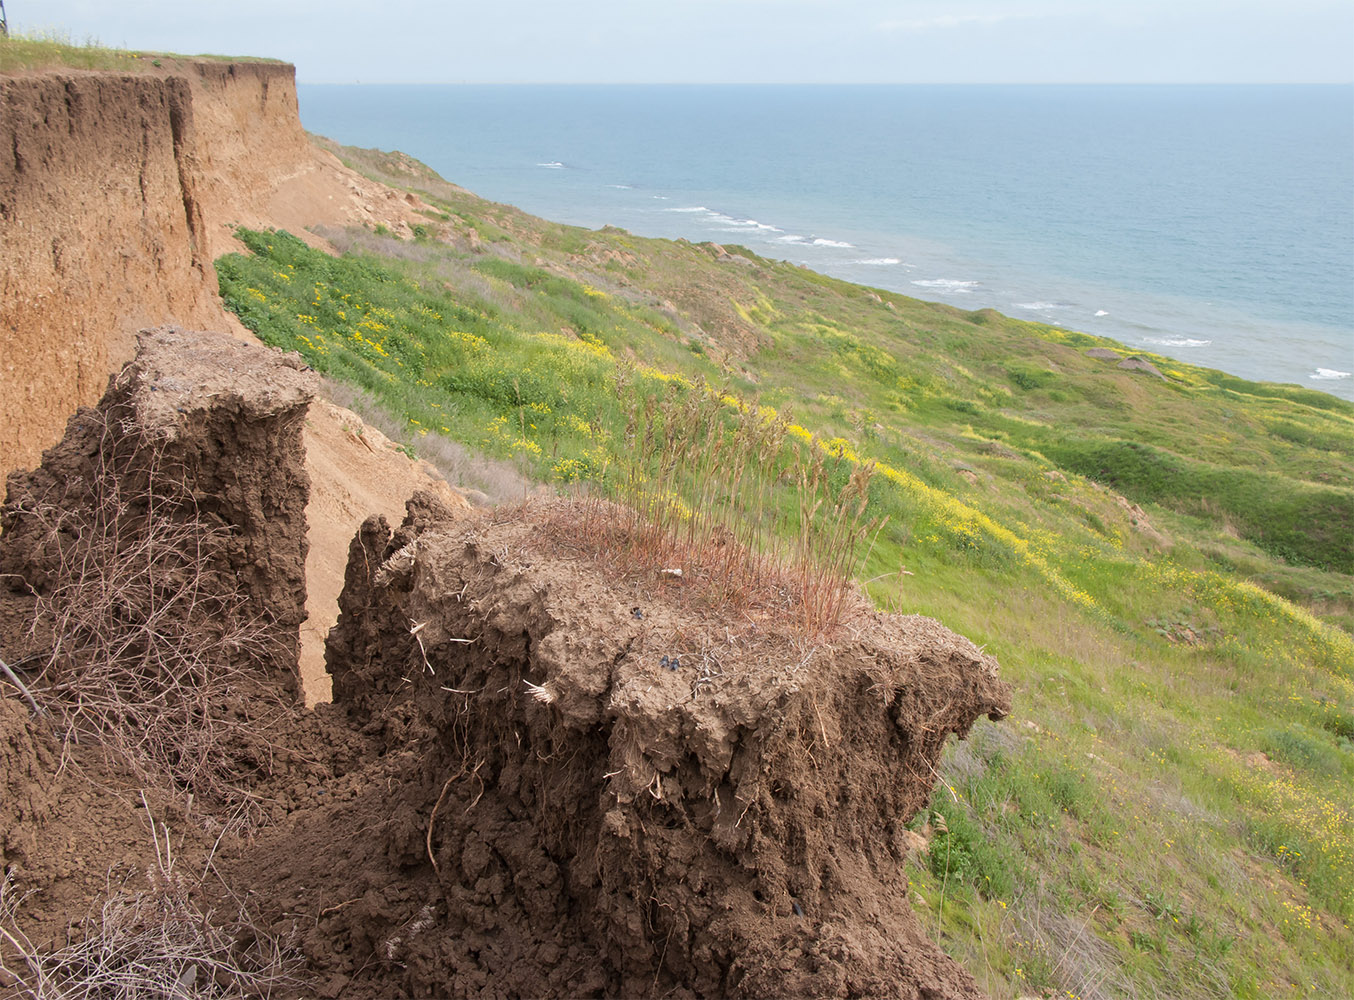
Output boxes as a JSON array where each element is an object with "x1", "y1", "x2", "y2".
[{"x1": 0, "y1": 805, "x2": 300, "y2": 999}]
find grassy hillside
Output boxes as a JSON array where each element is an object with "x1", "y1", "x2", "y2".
[
  {"x1": 0, "y1": 31, "x2": 281, "y2": 73},
  {"x1": 217, "y1": 146, "x2": 1354, "y2": 1000}
]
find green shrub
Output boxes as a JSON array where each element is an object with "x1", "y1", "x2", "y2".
[
  {"x1": 1261, "y1": 726, "x2": 1346, "y2": 777},
  {"x1": 925, "y1": 798, "x2": 1018, "y2": 901},
  {"x1": 1006, "y1": 363, "x2": 1053, "y2": 391}
]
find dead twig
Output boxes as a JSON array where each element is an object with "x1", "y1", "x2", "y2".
[
  {"x1": 319, "y1": 897, "x2": 363, "y2": 919},
  {"x1": 0, "y1": 655, "x2": 44, "y2": 716},
  {"x1": 0, "y1": 830, "x2": 303, "y2": 999},
  {"x1": 426, "y1": 773, "x2": 459, "y2": 876}
]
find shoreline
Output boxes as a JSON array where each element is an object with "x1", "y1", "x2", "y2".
[{"x1": 296, "y1": 82, "x2": 1354, "y2": 403}]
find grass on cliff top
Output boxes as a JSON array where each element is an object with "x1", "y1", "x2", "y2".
[
  {"x1": 0, "y1": 31, "x2": 281, "y2": 74},
  {"x1": 217, "y1": 142, "x2": 1353, "y2": 1000}
]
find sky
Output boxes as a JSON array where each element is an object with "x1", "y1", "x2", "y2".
[{"x1": 15, "y1": 0, "x2": 1354, "y2": 84}]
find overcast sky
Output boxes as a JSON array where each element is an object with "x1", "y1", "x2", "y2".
[{"x1": 16, "y1": 1, "x2": 1354, "y2": 84}]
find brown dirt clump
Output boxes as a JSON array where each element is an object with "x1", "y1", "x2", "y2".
[
  {"x1": 0, "y1": 697, "x2": 58, "y2": 873},
  {"x1": 1, "y1": 326, "x2": 317, "y2": 683},
  {"x1": 225, "y1": 496, "x2": 1011, "y2": 999},
  {"x1": 0, "y1": 328, "x2": 363, "y2": 966}
]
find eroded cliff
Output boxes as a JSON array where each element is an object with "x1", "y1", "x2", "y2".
[
  {"x1": 1, "y1": 70, "x2": 222, "y2": 472},
  {"x1": 0, "y1": 59, "x2": 429, "y2": 476}
]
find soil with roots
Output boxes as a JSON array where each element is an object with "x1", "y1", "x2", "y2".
[{"x1": 0, "y1": 330, "x2": 1012, "y2": 999}]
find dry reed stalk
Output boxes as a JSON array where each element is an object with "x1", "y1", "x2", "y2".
[{"x1": 579, "y1": 374, "x2": 883, "y2": 635}]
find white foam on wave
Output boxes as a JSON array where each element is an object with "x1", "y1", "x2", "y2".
[
  {"x1": 1094, "y1": 310, "x2": 1109, "y2": 317},
  {"x1": 776, "y1": 234, "x2": 809, "y2": 244},
  {"x1": 1015, "y1": 301, "x2": 1060, "y2": 312},
  {"x1": 653, "y1": 203, "x2": 793, "y2": 236},
  {"x1": 536, "y1": 161, "x2": 565, "y2": 169},
  {"x1": 853, "y1": 258, "x2": 902, "y2": 266},
  {"x1": 812, "y1": 238, "x2": 854, "y2": 248},
  {"x1": 1311, "y1": 368, "x2": 1352, "y2": 380},
  {"x1": 652, "y1": 195, "x2": 669, "y2": 200},
  {"x1": 694, "y1": 211, "x2": 785, "y2": 234},
  {"x1": 912, "y1": 279, "x2": 979, "y2": 292},
  {"x1": 607, "y1": 184, "x2": 633, "y2": 189},
  {"x1": 1144, "y1": 337, "x2": 1211, "y2": 348}
]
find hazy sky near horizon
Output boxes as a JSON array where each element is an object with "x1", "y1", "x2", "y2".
[{"x1": 18, "y1": 0, "x2": 1354, "y2": 84}]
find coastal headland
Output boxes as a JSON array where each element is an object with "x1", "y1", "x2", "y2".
[{"x1": 1, "y1": 42, "x2": 1351, "y2": 999}]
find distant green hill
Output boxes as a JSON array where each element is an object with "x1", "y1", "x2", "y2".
[{"x1": 218, "y1": 142, "x2": 1354, "y2": 1000}]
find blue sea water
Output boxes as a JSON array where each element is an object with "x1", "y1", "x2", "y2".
[{"x1": 297, "y1": 85, "x2": 1354, "y2": 401}]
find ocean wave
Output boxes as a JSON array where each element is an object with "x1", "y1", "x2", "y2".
[
  {"x1": 729, "y1": 218, "x2": 783, "y2": 232},
  {"x1": 776, "y1": 234, "x2": 809, "y2": 244},
  {"x1": 1311, "y1": 368, "x2": 1352, "y2": 380},
  {"x1": 536, "y1": 161, "x2": 565, "y2": 169},
  {"x1": 714, "y1": 228, "x2": 785, "y2": 237},
  {"x1": 912, "y1": 279, "x2": 979, "y2": 292},
  {"x1": 1144, "y1": 337, "x2": 1211, "y2": 347},
  {"x1": 853, "y1": 257, "x2": 902, "y2": 265},
  {"x1": 812, "y1": 238, "x2": 854, "y2": 248},
  {"x1": 1094, "y1": 309, "x2": 1109, "y2": 317},
  {"x1": 607, "y1": 183, "x2": 633, "y2": 189},
  {"x1": 671, "y1": 207, "x2": 786, "y2": 233},
  {"x1": 1015, "y1": 301, "x2": 1061, "y2": 311}
]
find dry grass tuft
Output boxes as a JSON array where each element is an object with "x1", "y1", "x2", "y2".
[{"x1": 564, "y1": 371, "x2": 884, "y2": 635}]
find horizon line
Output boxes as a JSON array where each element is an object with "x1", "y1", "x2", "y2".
[{"x1": 298, "y1": 79, "x2": 1354, "y2": 87}]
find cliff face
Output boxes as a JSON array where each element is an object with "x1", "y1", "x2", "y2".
[
  {"x1": 0, "y1": 61, "x2": 429, "y2": 478},
  {"x1": 180, "y1": 62, "x2": 315, "y2": 258},
  {"x1": 1, "y1": 71, "x2": 224, "y2": 474}
]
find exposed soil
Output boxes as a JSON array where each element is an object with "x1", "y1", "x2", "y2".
[
  {"x1": 298, "y1": 398, "x2": 473, "y2": 705},
  {"x1": 0, "y1": 329, "x2": 1011, "y2": 998},
  {"x1": 1, "y1": 326, "x2": 317, "y2": 682},
  {"x1": 223, "y1": 494, "x2": 1011, "y2": 998}
]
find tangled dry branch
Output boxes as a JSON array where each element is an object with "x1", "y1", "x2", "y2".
[{"x1": 17, "y1": 410, "x2": 282, "y2": 825}]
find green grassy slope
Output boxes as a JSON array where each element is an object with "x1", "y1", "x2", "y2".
[
  {"x1": 217, "y1": 146, "x2": 1353, "y2": 1000},
  {"x1": 0, "y1": 32, "x2": 282, "y2": 73}
]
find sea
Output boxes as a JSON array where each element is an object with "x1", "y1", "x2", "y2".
[{"x1": 297, "y1": 85, "x2": 1354, "y2": 402}]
